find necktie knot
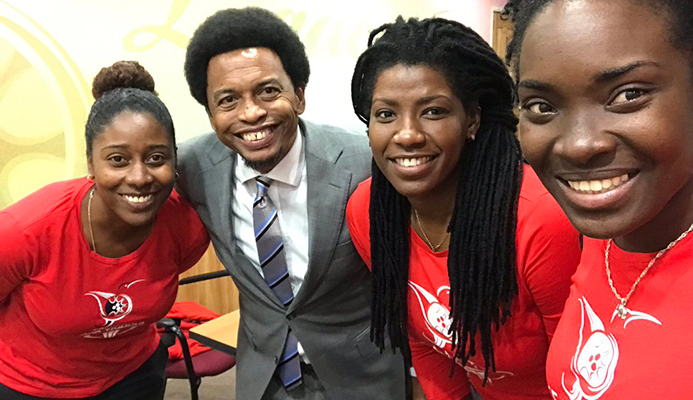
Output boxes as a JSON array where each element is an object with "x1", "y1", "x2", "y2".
[{"x1": 255, "y1": 177, "x2": 271, "y2": 202}]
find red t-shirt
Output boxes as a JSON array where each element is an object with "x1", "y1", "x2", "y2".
[
  {"x1": 546, "y1": 235, "x2": 693, "y2": 399},
  {"x1": 347, "y1": 165, "x2": 581, "y2": 400},
  {"x1": 0, "y1": 178, "x2": 209, "y2": 398}
]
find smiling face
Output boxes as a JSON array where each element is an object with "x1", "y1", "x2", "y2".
[
  {"x1": 517, "y1": 0, "x2": 693, "y2": 251},
  {"x1": 368, "y1": 64, "x2": 480, "y2": 202},
  {"x1": 88, "y1": 111, "x2": 176, "y2": 228},
  {"x1": 206, "y1": 47, "x2": 306, "y2": 173}
]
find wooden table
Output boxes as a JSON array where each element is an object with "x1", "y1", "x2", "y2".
[{"x1": 190, "y1": 309, "x2": 240, "y2": 355}]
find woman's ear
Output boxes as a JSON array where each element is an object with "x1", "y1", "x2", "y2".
[
  {"x1": 87, "y1": 156, "x2": 94, "y2": 179},
  {"x1": 466, "y1": 104, "x2": 482, "y2": 142}
]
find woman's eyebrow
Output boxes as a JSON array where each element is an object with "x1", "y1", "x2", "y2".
[
  {"x1": 517, "y1": 80, "x2": 554, "y2": 91},
  {"x1": 593, "y1": 61, "x2": 658, "y2": 84}
]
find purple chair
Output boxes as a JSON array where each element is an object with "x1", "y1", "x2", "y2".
[{"x1": 159, "y1": 269, "x2": 236, "y2": 400}]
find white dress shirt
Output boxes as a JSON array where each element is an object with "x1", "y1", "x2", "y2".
[{"x1": 231, "y1": 127, "x2": 310, "y2": 360}]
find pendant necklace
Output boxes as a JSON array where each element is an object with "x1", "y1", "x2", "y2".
[
  {"x1": 605, "y1": 220, "x2": 693, "y2": 319},
  {"x1": 87, "y1": 187, "x2": 97, "y2": 254},
  {"x1": 413, "y1": 208, "x2": 450, "y2": 252}
]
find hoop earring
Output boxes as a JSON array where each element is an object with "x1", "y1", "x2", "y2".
[{"x1": 175, "y1": 172, "x2": 180, "y2": 181}]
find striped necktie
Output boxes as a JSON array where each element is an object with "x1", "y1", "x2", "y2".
[{"x1": 253, "y1": 177, "x2": 302, "y2": 390}]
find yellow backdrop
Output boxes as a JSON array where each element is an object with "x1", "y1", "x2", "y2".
[
  {"x1": 0, "y1": 0, "x2": 508, "y2": 313},
  {"x1": 0, "y1": 0, "x2": 507, "y2": 207}
]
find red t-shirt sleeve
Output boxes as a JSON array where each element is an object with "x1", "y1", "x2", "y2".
[
  {"x1": 410, "y1": 334, "x2": 471, "y2": 400},
  {"x1": 519, "y1": 193, "x2": 581, "y2": 340},
  {"x1": 169, "y1": 192, "x2": 210, "y2": 273},
  {"x1": 179, "y1": 224, "x2": 209, "y2": 273},
  {"x1": 0, "y1": 211, "x2": 33, "y2": 303},
  {"x1": 346, "y1": 179, "x2": 372, "y2": 269}
]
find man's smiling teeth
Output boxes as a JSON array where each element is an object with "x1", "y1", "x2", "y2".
[
  {"x1": 567, "y1": 174, "x2": 630, "y2": 194},
  {"x1": 122, "y1": 194, "x2": 153, "y2": 203},
  {"x1": 394, "y1": 157, "x2": 431, "y2": 167},
  {"x1": 240, "y1": 130, "x2": 270, "y2": 142}
]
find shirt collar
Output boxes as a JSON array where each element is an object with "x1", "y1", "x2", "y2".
[{"x1": 237, "y1": 125, "x2": 304, "y2": 187}]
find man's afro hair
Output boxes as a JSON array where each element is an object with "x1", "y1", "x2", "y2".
[{"x1": 184, "y1": 7, "x2": 310, "y2": 108}]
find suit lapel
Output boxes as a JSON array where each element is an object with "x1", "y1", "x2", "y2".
[
  {"x1": 290, "y1": 122, "x2": 352, "y2": 311},
  {"x1": 207, "y1": 141, "x2": 283, "y2": 306}
]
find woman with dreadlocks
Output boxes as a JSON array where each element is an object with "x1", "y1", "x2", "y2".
[
  {"x1": 505, "y1": 0, "x2": 693, "y2": 398},
  {"x1": 346, "y1": 16, "x2": 581, "y2": 400}
]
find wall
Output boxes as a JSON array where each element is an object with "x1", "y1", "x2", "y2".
[
  {"x1": 0, "y1": 0, "x2": 508, "y2": 207},
  {"x1": 0, "y1": 0, "x2": 509, "y2": 313}
]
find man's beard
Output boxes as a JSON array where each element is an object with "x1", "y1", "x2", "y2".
[{"x1": 243, "y1": 151, "x2": 284, "y2": 173}]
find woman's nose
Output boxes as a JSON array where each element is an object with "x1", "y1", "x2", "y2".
[
  {"x1": 392, "y1": 117, "x2": 425, "y2": 149},
  {"x1": 554, "y1": 111, "x2": 617, "y2": 166},
  {"x1": 126, "y1": 162, "x2": 154, "y2": 187}
]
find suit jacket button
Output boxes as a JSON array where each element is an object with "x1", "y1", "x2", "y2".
[
  {"x1": 286, "y1": 313, "x2": 294, "y2": 320},
  {"x1": 274, "y1": 356, "x2": 279, "y2": 364}
]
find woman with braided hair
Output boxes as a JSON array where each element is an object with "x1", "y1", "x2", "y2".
[
  {"x1": 0, "y1": 61, "x2": 209, "y2": 399},
  {"x1": 505, "y1": 0, "x2": 693, "y2": 398},
  {"x1": 346, "y1": 16, "x2": 580, "y2": 400}
]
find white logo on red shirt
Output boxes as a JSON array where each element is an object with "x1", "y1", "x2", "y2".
[
  {"x1": 553, "y1": 296, "x2": 661, "y2": 400},
  {"x1": 408, "y1": 281, "x2": 514, "y2": 384},
  {"x1": 463, "y1": 359, "x2": 514, "y2": 383},
  {"x1": 609, "y1": 306, "x2": 662, "y2": 328},
  {"x1": 84, "y1": 291, "x2": 133, "y2": 326},
  {"x1": 81, "y1": 280, "x2": 144, "y2": 339},
  {"x1": 409, "y1": 281, "x2": 453, "y2": 347},
  {"x1": 558, "y1": 297, "x2": 619, "y2": 400}
]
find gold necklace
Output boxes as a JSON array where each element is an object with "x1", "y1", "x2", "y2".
[
  {"x1": 605, "y1": 220, "x2": 693, "y2": 319},
  {"x1": 413, "y1": 208, "x2": 450, "y2": 252},
  {"x1": 87, "y1": 187, "x2": 97, "y2": 254}
]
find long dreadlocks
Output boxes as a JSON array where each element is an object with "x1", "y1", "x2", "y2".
[{"x1": 351, "y1": 16, "x2": 523, "y2": 381}]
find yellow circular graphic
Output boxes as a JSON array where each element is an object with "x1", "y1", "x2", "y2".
[
  {"x1": 3, "y1": 153, "x2": 65, "y2": 202},
  {"x1": 0, "y1": 48, "x2": 63, "y2": 145},
  {"x1": 0, "y1": 3, "x2": 90, "y2": 208}
]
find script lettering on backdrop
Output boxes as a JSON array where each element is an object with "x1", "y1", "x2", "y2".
[{"x1": 122, "y1": 0, "x2": 373, "y2": 58}]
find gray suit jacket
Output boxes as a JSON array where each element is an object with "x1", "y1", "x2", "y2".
[{"x1": 177, "y1": 120, "x2": 405, "y2": 400}]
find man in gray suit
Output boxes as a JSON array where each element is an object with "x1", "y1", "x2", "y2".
[{"x1": 176, "y1": 7, "x2": 405, "y2": 400}]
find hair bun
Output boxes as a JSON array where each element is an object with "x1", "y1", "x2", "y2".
[{"x1": 91, "y1": 60, "x2": 157, "y2": 100}]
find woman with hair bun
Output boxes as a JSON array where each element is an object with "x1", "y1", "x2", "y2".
[{"x1": 0, "y1": 61, "x2": 209, "y2": 400}]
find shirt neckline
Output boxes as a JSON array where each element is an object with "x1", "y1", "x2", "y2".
[
  {"x1": 237, "y1": 125, "x2": 304, "y2": 187},
  {"x1": 600, "y1": 233, "x2": 693, "y2": 265},
  {"x1": 409, "y1": 225, "x2": 449, "y2": 257}
]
